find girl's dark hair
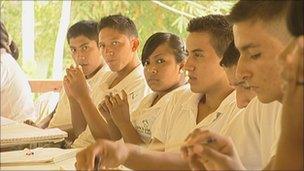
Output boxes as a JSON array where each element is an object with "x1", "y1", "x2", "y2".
[
  {"x1": 287, "y1": 0, "x2": 303, "y2": 36},
  {"x1": 141, "y1": 32, "x2": 187, "y2": 65},
  {"x1": 0, "y1": 21, "x2": 19, "y2": 60}
]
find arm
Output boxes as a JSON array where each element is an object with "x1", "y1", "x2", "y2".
[
  {"x1": 271, "y1": 36, "x2": 304, "y2": 170},
  {"x1": 64, "y1": 66, "x2": 111, "y2": 140},
  {"x1": 75, "y1": 139, "x2": 190, "y2": 170},
  {"x1": 63, "y1": 74, "x2": 87, "y2": 137},
  {"x1": 106, "y1": 91, "x2": 144, "y2": 144}
]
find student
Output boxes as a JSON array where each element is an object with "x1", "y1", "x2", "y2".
[
  {"x1": 102, "y1": 32, "x2": 188, "y2": 144},
  {"x1": 47, "y1": 20, "x2": 108, "y2": 138},
  {"x1": 183, "y1": 40, "x2": 282, "y2": 170},
  {"x1": 64, "y1": 14, "x2": 150, "y2": 148},
  {"x1": 0, "y1": 21, "x2": 37, "y2": 122},
  {"x1": 220, "y1": 41, "x2": 256, "y2": 108},
  {"x1": 75, "y1": 14, "x2": 240, "y2": 170},
  {"x1": 181, "y1": 1, "x2": 302, "y2": 170}
]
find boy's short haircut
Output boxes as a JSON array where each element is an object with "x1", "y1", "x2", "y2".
[
  {"x1": 187, "y1": 15, "x2": 233, "y2": 58},
  {"x1": 67, "y1": 20, "x2": 99, "y2": 44},
  {"x1": 98, "y1": 14, "x2": 138, "y2": 38},
  {"x1": 227, "y1": 1, "x2": 292, "y2": 43},
  {"x1": 220, "y1": 40, "x2": 240, "y2": 68},
  {"x1": 227, "y1": 0, "x2": 290, "y2": 24}
]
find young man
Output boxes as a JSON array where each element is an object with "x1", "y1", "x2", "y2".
[
  {"x1": 75, "y1": 15, "x2": 241, "y2": 170},
  {"x1": 182, "y1": 1, "x2": 303, "y2": 170},
  {"x1": 183, "y1": 40, "x2": 282, "y2": 170},
  {"x1": 64, "y1": 14, "x2": 150, "y2": 148},
  {"x1": 47, "y1": 20, "x2": 108, "y2": 138},
  {"x1": 220, "y1": 41, "x2": 256, "y2": 109}
]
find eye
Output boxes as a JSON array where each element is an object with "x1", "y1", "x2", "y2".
[
  {"x1": 250, "y1": 53, "x2": 261, "y2": 59},
  {"x1": 70, "y1": 48, "x2": 76, "y2": 53},
  {"x1": 112, "y1": 41, "x2": 119, "y2": 46},
  {"x1": 81, "y1": 46, "x2": 88, "y2": 51},
  {"x1": 143, "y1": 60, "x2": 150, "y2": 66},
  {"x1": 98, "y1": 43, "x2": 105, "y2": 49},
  {"x1": 156, "y1": 59, "x2": 165, "y2": 64},
  {"x1": 194, "y1": 52, "x2": 203, "y2": 58}
]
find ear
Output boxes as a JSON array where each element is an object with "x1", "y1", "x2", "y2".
[
  {"x1": 178, "y1": 59, "x2": 186, "y2": 71},
  {"x1": 131, "y1": 37, "x2": 140, "y2": 52}
]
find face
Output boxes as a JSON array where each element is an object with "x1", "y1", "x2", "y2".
[
  {"x1": 223, "y1": 65, "x2": 256, "y2": 108},
  {"x1": 98, "y1": 28, "x2": 138, "y2": 72},
  {"x1": 234, "y1": 21, "x2": 287, "y2": 103},
  {"x1": 184, "y1": 32, "x2": 227, "y2": 93},
  {"x1": 143, "y1": 43, "x2": 183, "y2": 93},
  {"x1": 69, "y1": 35, "x2": 102, "y2": 76}
]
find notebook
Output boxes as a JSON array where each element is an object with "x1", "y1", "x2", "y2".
[
  {"x1": 1, "y1": 118, "x2": 67, "y2": 148},
  {"x1": 0, "y1": 148, "x2": 79, "y2": 166}
]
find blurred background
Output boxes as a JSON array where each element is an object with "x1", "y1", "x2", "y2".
[{"x1": 0, "y1": 0, "x2": 235, "y2": 80}]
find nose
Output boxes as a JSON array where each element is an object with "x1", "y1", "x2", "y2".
[
  {"x1": 184, "y1": 57, "x2": 195, "y2": 71},
  {"x1": 104, "y1": 47, "x2": 114, "y2": 56},
  {"x1": 147, "y1": 67, "x2": 158, "y2": 74},
  {"x1": 76, "y1": 51, "x2": 85, "y2": 61},
  {"x1": 236, "y1": 55, "x2": 251, "y2": 81}
]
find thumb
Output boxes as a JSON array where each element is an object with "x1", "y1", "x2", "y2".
[
  {"x1": 195, "y1": 145, "x2": 228, "y2": 165},
  {"x1": 121, "y1": 89, "x2": 128, "y2": 101}
]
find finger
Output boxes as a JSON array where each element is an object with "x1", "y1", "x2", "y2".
[
  {"x1": 114, "y1": 94, "x2": 123, "y2": 104},
  {"x1": 121, "y1": 89, "x2": 128, "y2": 101},
  {"x1": 109, "y1": 95, "x2": 118, "y2": 106},
  {"x1": 105, "y1": 96, "x2": 113, "y2": 109},
  {"x1": 189, "y1": 154, "x2": 205, "y2": 171},
  {"x1": 197, "y1": 146, "x2": 228, "y2": 166},
  {"x1": 101, "y1": 102, "x2": 110, "y2": 114}
]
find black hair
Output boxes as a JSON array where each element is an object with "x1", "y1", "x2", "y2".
[
  {"x1": 287, "y1": 0, "x2": 304, "y2": 36},
  {"x1": 228, "y1": 0, "x2": 290, "y2": 24},
  {"x1": 220, "y1": 40, "x2": 240, "y2": 68},
  {"x1": 141, "y1": 32, "x2": 187, "y2": 65},
  {"x1": 98, "y1": 14, "x2": 138, "y2": 37},
  {"x1": 187, "y1": 15, "x2": 233, "y2": 58},
  {"x1": 0, "y1": 21, "x2": 19, "y2": 60},
  {"x1": 67, "y1": 20, "x2": 99, "y2": 44}
]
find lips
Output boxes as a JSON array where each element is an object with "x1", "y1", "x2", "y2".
[{"x1": 147, "y1": 78, "x2": 159, "y2": 83}]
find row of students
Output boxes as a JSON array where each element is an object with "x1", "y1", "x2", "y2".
[
  {"x1": 72, "y1": 14, "x2": 275, "y2": 170},
  {"x1": 73, "y1": 1, "x2": 302, "y2": 170}
]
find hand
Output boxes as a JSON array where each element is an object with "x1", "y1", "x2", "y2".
[
  {"x1": 279, "y1": 36, "x2": 303, "y2": 131},
  {"x1": 181, "y1": 129, "x2": 245, "y2": 171},
  {"x1": 105, "y1": 90, "x2": 131, "y2": 128},
  {"x1": 75, "y1": 139, "x2": 129, "y2": 170},
  {"x1": 98, "y1": 100, "x2": 111, "y2": 122},
  {"x1": 64, "y1": 65, "x2": 90, "y2": 102}
]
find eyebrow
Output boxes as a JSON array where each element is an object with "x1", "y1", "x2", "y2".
[
  {"x1": 70, "y1": 42, "x2": 89, "y2": 49},
  {"x1": 191, "y1": 49, "x2": 204, "y2": 53},
  {"x1": 239, "y1": 43, "x2": 260, "y2": 51}
]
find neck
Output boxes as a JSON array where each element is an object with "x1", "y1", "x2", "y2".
[
  {"x1": 116, "y1": 55, "x2": 140, "y2": 80},
  {"x1": 201, "y1": 78, "x2": 234, "y2": 109},
  {"x1": 85, "y1": 63, "x2": 104, "y2": 79}
]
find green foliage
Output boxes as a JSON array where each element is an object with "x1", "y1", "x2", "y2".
[{"x1": 1, "y1": 0, "x2": 235, "y2": 79}]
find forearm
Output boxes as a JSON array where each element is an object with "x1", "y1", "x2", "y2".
[
  {"x1": 124, "y1": 144, "x2": 190, "y2": 170},
  {"x1": 78, "y1": 97, "x2": 111, "y2": 140},
  {"x1": 119, "y1": 122, "x2": 144, "y2": 145},
  {"x1": 69, "y1": 98, "x2": 87, "y2": 137},
  {"x1": 106, "y1": 120, "x2": 122, "y2": 141}
]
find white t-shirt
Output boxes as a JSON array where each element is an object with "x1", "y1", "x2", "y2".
[
  {"x1": 221, "y1": 97, "x2": 282, "y2": 170},
  {"x1": 130, "y1": 84, "x2": 189, "y2": 144},
  {"x1": 72, "y1": 65, "x2": 151, "y2": 148},
  {"x1": 0, "y1": 50, "x2": 37, "y2": 122},
  {"x1": 48, "y1": 65, "x2": 109, "y2": 128},
  {"x1": 152, "y1": 89, "x2": 240, "y2": 152}
]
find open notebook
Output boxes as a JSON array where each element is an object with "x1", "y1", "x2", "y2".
[
  {"x1": 0, "y1": 148, "x2": 79, "y2": 166},
  {"x1": 1, "y1": 117, "x2": 67, "y2": 148}
]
